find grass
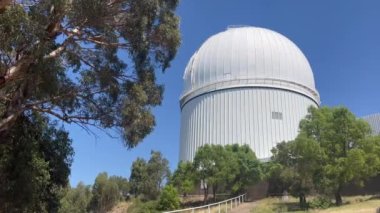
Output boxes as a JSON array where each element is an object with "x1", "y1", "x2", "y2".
[
  {"x1": 109, "y1": 201, "x2": 131, "y2": 213},
  {"x1": 250, "y1": 195, "x2": 380, "y2": 213}
]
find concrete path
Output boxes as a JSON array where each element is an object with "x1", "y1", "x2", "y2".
[{"x1": 229, "y1": 201, "x2": 257, "y2": 213}]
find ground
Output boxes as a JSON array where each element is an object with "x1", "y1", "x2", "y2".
[
  {"x1": 107, "y1": 195, "x2": 380, "y2": 212},
  {"x1": 250, "y1": 195, "x2": 380, "y2": 213},
  {"x1": 109, "y1": 201, "x2": 130, "y2": 213}
]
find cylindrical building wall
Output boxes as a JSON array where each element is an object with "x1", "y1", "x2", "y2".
[
  {"x1": 179, "y1": 26, "x2": 320, "y2": 162},
  {"x1": 179, "y1": 87, "x2": 317, "y2": 161}
]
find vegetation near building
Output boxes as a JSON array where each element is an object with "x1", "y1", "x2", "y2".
[
  {"x1": 157, "y1": 185, "x2": 181, "y2": 211},
  {"x1": 270, "y1": 106, "x2": 380, "y2": 208},
  {"x1": 130, "y1": 150, "x2": 170, "y2": 200},
  {"x1": 177, "y1": 144, "x2": 262, "y2": 202}
]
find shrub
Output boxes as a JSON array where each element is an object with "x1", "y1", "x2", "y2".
[
  {"x1": 309, "y1": 196, "x2": 333, "y2": 209},
  {"x1": 127, "y1": 199, "x2": 159, "y2": 213},
  {"x1": 157, "y1": 185, "x2": 180, "y2": 211}
]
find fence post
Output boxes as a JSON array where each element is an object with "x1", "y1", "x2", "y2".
[
  {"x1": 225, "y1": 201, "x2": 228, "y2": 212},
  {"x1": 208, "y1": 205, "x2": 211, "y2": 213},
  {"x1": 218, "y1": 203, "x2": 221, "y2": 213}
]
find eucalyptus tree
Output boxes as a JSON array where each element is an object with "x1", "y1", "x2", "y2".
[
  {"x1": 271, "y1": 106, "x2": 380, "y2": 207},
  {"x1": 0, "y1": 114, "x2": 74, "y2": 212},
  {"x1": 0, "y1": 0, "x2": 180, "y2": 147},
  {"x1": 171, "y1": 161, "x2": 195, "y2": 197},
  {"x1": 299, "y1": 106, "x2": 380, "y2": 205},
  {"x1": 271, "y1": 135, "x2": 324, "y2": 209},
  {"x1": 129, "y1": 151, "x2": 170, "y2": 200},
  {"x1": 193, "y1": 144, "x2": 261, "y2": 202}
]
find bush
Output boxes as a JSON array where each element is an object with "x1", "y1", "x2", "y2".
[
  {"x1": 309, "y1": 196, "x2": 333, "y2": 209},
  {"x1": 157, "y1": 185, "x2": 180, "y2": 211},
  {"x1": 127, "y1": 199, "x2": 159, "y2": 213}
]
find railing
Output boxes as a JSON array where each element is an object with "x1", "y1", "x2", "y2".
[{"x1": 163, "y1": 193, "x2": 246, "y2": 213}]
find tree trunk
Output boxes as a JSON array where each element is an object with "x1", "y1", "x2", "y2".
[
  {"x1": 335, "y1": 192, "x2": 342, "y2": 206},
  {"x1": 299, "y1": 193, "x2": 307, "y2": 210},
  {"x1": 202, "y1": 180, "x2": 208, "y2": 203},
  {"x1": 203, "y1": 187, "x2": 208, "y2": 203},
  {"x1": 212, "y1": 184, "x2": 217, "y2": 202}
]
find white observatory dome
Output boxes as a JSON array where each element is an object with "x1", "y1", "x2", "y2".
[
  {"x1": 181, "y1": 26, "x2": 319, "y2": 106},
  {"x1": 179, "y1": 26, "x2": 320, "y2": 161}
]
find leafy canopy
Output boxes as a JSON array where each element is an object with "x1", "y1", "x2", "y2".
[
  {"x1": 192, "y1": 144, "x2": 262, "y2": 201},
  {"x1": 0, "y1": 0, "x2": 180, "y2": 148},
  {"x1": 0, "y1": 113, "x2": 74, "y2": 212},
  {"x1": 271, "y1": 106, "x2": 380, "y2": 206},
  {"x1": 157, "y1": 185, "x2": 180, "y2": 211},
  {"x1": 129, "y1": 150, "x2": 170, "y2": 200}
]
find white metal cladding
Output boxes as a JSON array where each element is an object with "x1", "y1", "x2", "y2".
[
  {"x1": 182, "y1": 26, "x2": 320, "y2": 106},
  {"x1": 179, "y1": 88, "x2": 318, "y2": 161},
  {"x1": 179, "y1": 26, "x2": 320, "y2": 161},
  {"x1": 363, "y1": 114, "x2": 380, "y2": 135}
]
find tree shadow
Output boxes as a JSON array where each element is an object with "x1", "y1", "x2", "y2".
[{"x1": 273, "y1": 202, "x2": 306, "y2": 212}]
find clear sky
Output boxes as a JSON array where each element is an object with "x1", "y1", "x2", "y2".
[{"x1": 68, "y1": 0, "x2": 380, "y2": 186}]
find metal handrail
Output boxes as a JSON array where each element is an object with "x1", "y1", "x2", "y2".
[{"x1": 163, "y1": 193, "x2": 246, "y2": 213}]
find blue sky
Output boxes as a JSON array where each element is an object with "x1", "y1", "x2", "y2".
[{"x1": 68, "y1": 0, "x2": 380, "y2": 186}]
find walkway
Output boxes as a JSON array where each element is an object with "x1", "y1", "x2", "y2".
[{"x1": 230, "y1": 201, "x2": 257, "y2": 213}]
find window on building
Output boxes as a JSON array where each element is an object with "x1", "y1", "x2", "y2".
[{"x1": 272, "y1": 111, "x2": 283, "y2": 120}]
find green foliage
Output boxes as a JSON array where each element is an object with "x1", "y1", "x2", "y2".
[
  {"x1": 127, "y1": 199, "x2": 160, "y2": 213},
  {"x1": 226, "y1": 144, "x2": 262, "y2": 194},
  {"x1": 0, "y1": 0, "x2": 181, "y2": 148},
  {"x1": 271, "y1": 134, "x2": 324, "y2": 208},
  {"x1": 109, "y1": 176, "x2": 130, "y2": 199},
  {"x1": 270, "y1": 106, "x2": 380, "y2": 207},
  {"x1": 193, "y1": 144, "x2": 262, "y2": 201},
  {"x1": 130, "y1": 158, "x2": 149, "y2": 196},
  {"x1": 309, "y1": 196, "x2": 333, "y2": 209},
  {"x1": 171, "y1": 161, "x2": 195, "y2": 196},
  {"x1": 59, "y1": 173, "x2": 129, "y2": 212},
  {"x1": 157, "y1": 185, "x2": 180, "y2": 211},
  {"x1": 0, "y1": 114, "x2": 74, "y2": 212},
  {"x1": 59, "y1": 182, "x2": 92, "y2": 213},
  {"x1": 89, "y1": 172, "x2": 122, "y2": 212},
  {"x1": 130, "y1": 151, "x2": 170, "y2": 200}
]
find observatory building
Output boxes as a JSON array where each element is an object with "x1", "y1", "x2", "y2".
[
  {"x1": 363, "y1": 114, "x2": 380, "y2": 135},
  {"x1": 179, "y1": 26, "x2": 320, "y2": 161}
]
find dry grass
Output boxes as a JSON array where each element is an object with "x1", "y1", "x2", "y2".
[
  {"x1": 251, "y1": 195, "x2": 380, "y2": 213},
  {"x1": 108, "y1": 201, "x2": 131, "y2": 213}
]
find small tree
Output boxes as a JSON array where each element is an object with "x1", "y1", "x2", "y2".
[
  {"x1": 59, "y1": 182, "x2": 92, "y2": 213},
  {"x1": 193, "y1": 145, "x2": 220, "y2": 202},
  {"x1": 271, "y1": 106, "x2": 380, "y2": 207},
  {"x1": 225, "y1": 144, "x2": 262, "y2": 195},
  {"x1": 193, "y1": 144, "x2": 261, "y2": 202},
  {"x1": 300, "y1": 106, "x2": 380, "y2": 205},
  {"x1": 147, "y1": 151, "x2": 171, "y2": 199},
  {"x1": 129, "y1": 158, "x2": 148, "y2": 197},
  {"x1": 89, "y1": 172, "x2": 121, "y2": 212},
  {"x1": 129, "y1": 151, "x2": 170, "y2": 200},
  {"x1": 157, "y1": 185, "x2": 180, "y2": 211},
  {"x1": 271, "y1": 135, "x2": 324, "y2": 209},
  {"x1": 171, "y1": 161, "x2": 195, "y2": 197}
]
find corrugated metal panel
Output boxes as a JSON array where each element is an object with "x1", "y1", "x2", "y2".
[
  {"x1": 179, "y1": 26, "x2": 320, "y2": 162},
  {"x1": 363, "y1": 114, "x2": 380, "y2": 135},
  {"x1": 179, "y1": 88, "x2": 317, "y2": 161}
]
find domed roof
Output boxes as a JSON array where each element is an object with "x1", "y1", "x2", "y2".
[{"x1": 181, "y1": 26, "x2": 320, "y2": 106}]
